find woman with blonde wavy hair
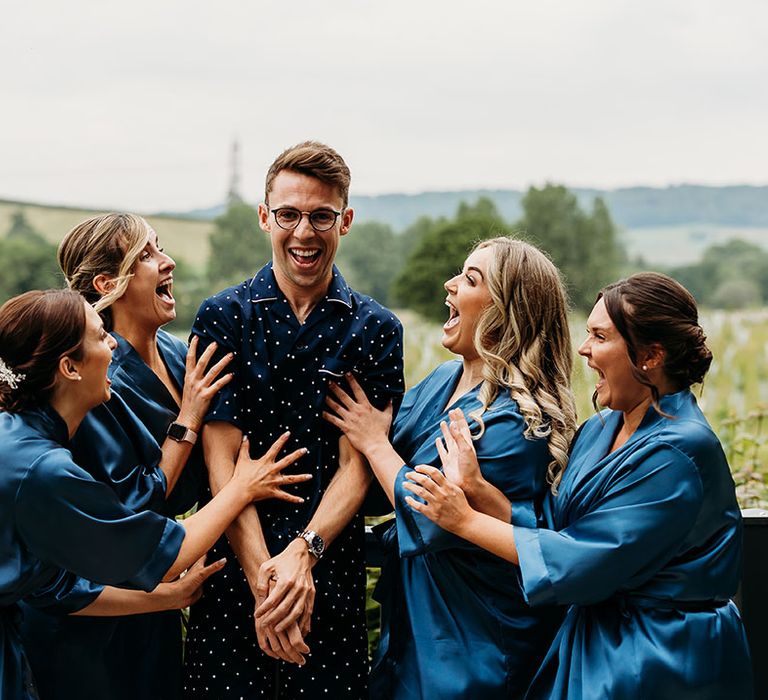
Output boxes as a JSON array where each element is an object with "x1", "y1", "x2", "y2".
[{"x1": 323, "y1": 236, "x2": 576, "y2": 699}]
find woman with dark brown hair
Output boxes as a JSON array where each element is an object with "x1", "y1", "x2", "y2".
[
  {"x1": 405, "y1": 272, "x2": 753, "y2": 699},
  {"x1": 0, "y1": 289, "x2": 307, "y2": 700}
]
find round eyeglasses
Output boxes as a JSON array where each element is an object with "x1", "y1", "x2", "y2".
[{"x1": 270, "y1": 207, "x2": 342, "y2": 232}]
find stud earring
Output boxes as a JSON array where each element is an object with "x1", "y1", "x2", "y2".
[
  {"x1": 642, "y1": 364, "x2": 648, "y2": 371},
  {"x1": 76, "y1": 376, "x2": 83, "y2": 381}
]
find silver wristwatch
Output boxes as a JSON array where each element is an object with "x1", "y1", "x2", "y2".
[{"x1": 298, "y1": 530, "x2": 325, "y2": 559}]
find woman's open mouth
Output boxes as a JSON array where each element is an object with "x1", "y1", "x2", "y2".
[
  {"x1": 443, "y1": 301, "x2": 460, "y2": 330},
  {"x1": 156, "y1": 280, "x2": 174, "y2": 305}
]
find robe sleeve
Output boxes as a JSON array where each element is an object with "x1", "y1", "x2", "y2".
[
  {"x1": 515, "y1": 441, "x2": 704, "y2": 607},
  {"x1": 396, "y1": 404, "x2": 545, "y2": 556},
  {"x1": 191, "y1": 294, "x2": 245, "y2": 430},
  {"x1": 22, "y1": 571, "x2": 103, "y2": 614},
  {"x1": 70, "y1": 394, "x2": 167, "y2": 513},
  {"x1": 15, "y1": 451, "x2": 185, "y2": 591}
]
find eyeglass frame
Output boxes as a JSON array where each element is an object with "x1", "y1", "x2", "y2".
[{"x1": 269, "y1": 207, "x2": 344, "y2": 232}]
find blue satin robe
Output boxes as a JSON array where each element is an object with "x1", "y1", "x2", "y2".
[
  {"x1": 0, "y1": 405, "x2": 184, "y2": 700},
  {"x1": 20, "y1": 330, "x2": 200, "y2": 700},
  {"x1": 516, "y1": 390, "x2": 753, "y2": 699},
  {"x1": 371, "y1": 361, "x2": 564, "y2": 699}
]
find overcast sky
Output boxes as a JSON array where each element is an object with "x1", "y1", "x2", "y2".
[{"x1": 1, "y1": 0, "x2": 766, "y2": 211}]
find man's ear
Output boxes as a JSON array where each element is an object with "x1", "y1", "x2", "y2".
[
  {"x1": 340, "y1": 207, "x2": 354, "y2": 237},
  {"x1": 93, "y1": 274, "x2": 116, "y2": 296},
  {"x1": 258, "y1": 203, "x2": 271, "y2": 234}
]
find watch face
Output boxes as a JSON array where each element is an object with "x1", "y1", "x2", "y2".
[
  {"x1": 168, "y1": 423, "x2": 186, "y2": 440},
  {"x1": 310, "y1": 535, "x2": 325, "y2": 554}
]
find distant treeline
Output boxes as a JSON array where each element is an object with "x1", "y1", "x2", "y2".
[
  {"x1": 171, "y1": 184, "x2": 768, "y2": 232},
  {"x1": 3, "y1": 186, "x2": 767, "y2": 331}
]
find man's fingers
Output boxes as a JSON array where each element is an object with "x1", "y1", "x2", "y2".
[
  {"x1": 274, "y1": 628, "x2": 306, "y2": 665},
  {"x1": 258, "y1": 587, "x2": 305, "y2": 628},
  {"x1": 284, "y1": 623, "x2": 309, "y2": 654},
  {"x1": 254, "y1": 578, "x2": 293, "y2": 617}
]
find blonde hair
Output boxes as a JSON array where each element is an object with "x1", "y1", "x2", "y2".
[
  {"x1": 58, "y1": 213, "x2": 150, "y2": 327},
  {"x1": 470, "y1": 237, "x2": 577, "y2": 492}
]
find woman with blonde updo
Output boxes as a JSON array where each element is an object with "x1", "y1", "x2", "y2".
[
  {"x1": 322, "y1": 237, "x2": 576, "y2": 698},
  {"x1": 20, "y1": 214, "x2": 310, "y2": 700}
]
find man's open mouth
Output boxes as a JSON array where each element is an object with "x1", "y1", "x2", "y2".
[{"x1": 290, "y1": 248, "x2": 321, "y2": 266}]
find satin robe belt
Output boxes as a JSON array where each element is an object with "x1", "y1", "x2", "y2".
[{"x1": 604, "y1": 594, "x2": 730, "y2": 615}]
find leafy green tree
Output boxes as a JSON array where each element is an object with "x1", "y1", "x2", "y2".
[
  {"x1": 0, "y1": 236, "x2": 61, "y2": 304},
  {"x1": 6, "y1": 209, "x2": 43, "y2": 241},
  {"x1": 516, "y1": 185, "x2": 623, "y2": 311},
  {"x1": 671, "y1": 239, "x2": 768, "y2": 307},
  {"x1": 336, "y1": 221, "x2": 400, "y2": 305},
  {"x1": 206, "y1": 201, "x2": 271, "y2": 288},
  {"x1": 392, "y1": 198, "x2": 506, "y2": 322}
]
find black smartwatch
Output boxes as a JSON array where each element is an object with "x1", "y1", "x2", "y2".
[
  {"x1": 298, "y1": 530, "x2": 325, "y2": 559},
  {"x1": 167, "y1": 422, "x2": 198, "y2": 445}
]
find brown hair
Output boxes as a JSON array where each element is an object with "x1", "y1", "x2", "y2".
[
  {"x1": 264, "y1": 141, "x2": 352, "y2": 208},
  {"x1": 0, "y1": 289, "x2": 87, "y2": 412},
  {"x1": 471, "y1": 237, "x2": 577, "y2": 492},
  {"x1": 58, "y1": 213, "x2": 150, "y2": 329},
  {"x1": 598, "y1": 271, "x2": 713, "y2": 414}
]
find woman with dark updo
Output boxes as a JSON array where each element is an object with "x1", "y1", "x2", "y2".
[
  {"x1": 0, "y1": 289, "x2": 306, "y2": 700},
  {"x1": 404, "y1": 272, "x2": 753, "y2": 699}
]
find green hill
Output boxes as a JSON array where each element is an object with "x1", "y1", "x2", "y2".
[{"x1": 0, "y1": 199, "x2": 213, "y2": 270}]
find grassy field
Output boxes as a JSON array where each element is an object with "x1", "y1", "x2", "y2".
[
  {"x1": 397, "y1": 307, "x2": 768, "y2": 507},
  {"x1": 622, "y1": 223, "x2": 768, "y2": 265}
]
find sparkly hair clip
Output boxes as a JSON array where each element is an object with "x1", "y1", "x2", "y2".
[{"x1": 0, "y1": 356, "x2": 25, "y2": 390}]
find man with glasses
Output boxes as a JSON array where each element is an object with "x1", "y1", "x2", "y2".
[{"x1": 184, "y1": 141, "x2": 404, "y2": 699}]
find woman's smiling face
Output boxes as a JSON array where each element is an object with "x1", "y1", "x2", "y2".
[
  {"x1": 441, "y1": 246, "x2": 494, "y2": 361},
  {"x1": 578, "y1": 297, "x2": 649, "y2": 413},
  {"x1": 111, "y1": 228, "x2": 176, "y2": 330}
]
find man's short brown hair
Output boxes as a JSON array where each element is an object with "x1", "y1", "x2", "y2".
[{"x1": 264, "y1": 141, "x2": 352, "y2": 208}]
